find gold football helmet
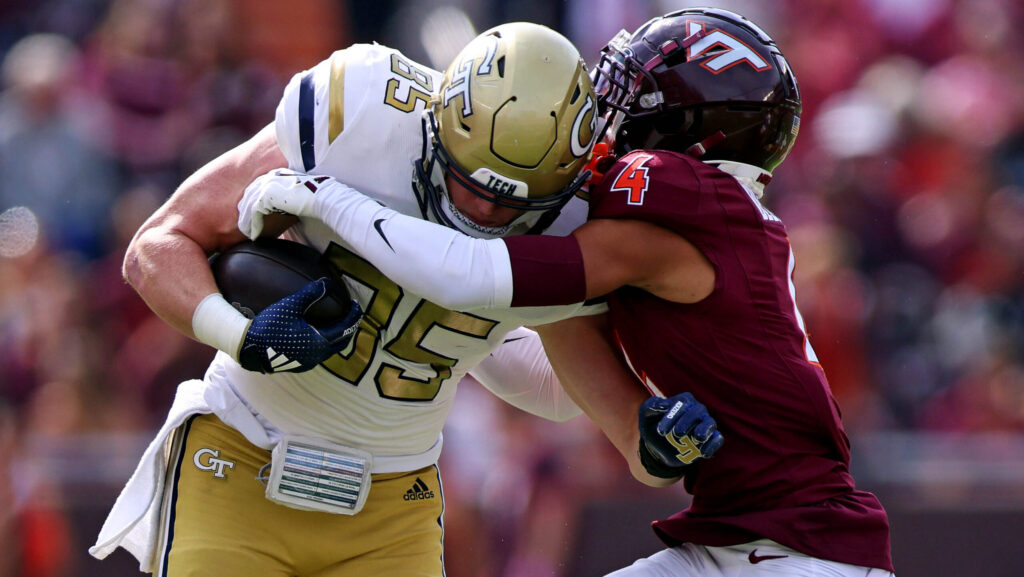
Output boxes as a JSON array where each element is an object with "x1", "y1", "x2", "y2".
[{"x1": 415, "y1": 22, "x2": 597, "y2": 238}]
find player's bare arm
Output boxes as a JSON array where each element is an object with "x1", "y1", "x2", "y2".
[
  {"x1": 536, "y1": 315, "x2": 680, "y2": 487},
  {"x1": 122, "y1": 124, "x2": 289, "y2": 339},
  {"x1": 572, "y1": 218, "x2": 715, "y2": 304}
]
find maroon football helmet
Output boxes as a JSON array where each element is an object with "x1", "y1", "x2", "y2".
[{"x1": 592, "y1": 8, "x2": 801, "y2": 173}]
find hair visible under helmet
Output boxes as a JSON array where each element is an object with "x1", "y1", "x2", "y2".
[{"x1": 415, "y1": 22, "x2": 598, "y2": 238}]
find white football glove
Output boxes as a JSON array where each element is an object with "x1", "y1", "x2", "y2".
[{"x1": 239, "y1": 169, "x2": 335, "y2": 239}]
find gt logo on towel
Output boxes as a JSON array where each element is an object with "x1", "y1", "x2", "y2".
[{"x1": 193, "y1": 448, "x2": 235, "y2": 479}]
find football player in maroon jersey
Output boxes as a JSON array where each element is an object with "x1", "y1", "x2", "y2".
[{"x1": 240, "y1": 8, "x2": 894, "y2": 576}]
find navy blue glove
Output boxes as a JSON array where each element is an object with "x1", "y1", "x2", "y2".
[
  {"x1": 238, "y1": 278, "x2": 363, "y2": 374},
  {"x1": 638, "y1": 392, "x2": 724, "y2": 479}
]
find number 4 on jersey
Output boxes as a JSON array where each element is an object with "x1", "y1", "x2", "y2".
[{"x1": 611, "y1": 153, "x2": 654, "y2": 205}]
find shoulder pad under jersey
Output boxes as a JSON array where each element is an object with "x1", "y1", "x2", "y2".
[{"x1": 274, "y1": 44, "x2": 440, "y2": 172}]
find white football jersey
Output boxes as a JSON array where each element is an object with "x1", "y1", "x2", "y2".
[{"x1": 209, "y1": 44, "x2": 603, "y2": 473}]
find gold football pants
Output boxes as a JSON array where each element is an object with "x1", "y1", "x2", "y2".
[{"x1": 156, "y1": 414, "x2": 445, "y2": 576}]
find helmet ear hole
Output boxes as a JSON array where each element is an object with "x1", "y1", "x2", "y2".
[
  {"x1": 654, "y1": 107, "x2": 689, "y2": 137},
  {"x1": 616, "y1": 107, "x2": 693, "y2": 154}
]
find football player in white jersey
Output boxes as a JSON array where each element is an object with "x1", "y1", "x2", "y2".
[
  {"x1": 90, "y1": 22, "x2": 706, "y2": 577},
  {"x1": 238, "y1": 9, "x2": 896, "y2": 577}
]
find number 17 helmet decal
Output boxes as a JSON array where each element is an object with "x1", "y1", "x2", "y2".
[{"x1": 592, "y1": 8, "x2": 801, "y2": 175}]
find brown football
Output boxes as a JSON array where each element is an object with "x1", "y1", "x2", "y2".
[{"x1": 209, "y1": 238, "x2": 352, "y2": 328}]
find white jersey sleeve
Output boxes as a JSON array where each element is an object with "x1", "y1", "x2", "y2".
[
  {"x1": 275, "y1": 52, "x2": 331, "y2": 171},
  {"x1": 469, "y1": 327, "x2": 582, "y2": 422},
  {"x1": 274, "y1": 44, "x2": 435, "y2": 182}
]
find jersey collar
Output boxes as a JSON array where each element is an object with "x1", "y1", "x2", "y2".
[{"x1": 705, "y1": 160, "x2": 771, "y2": 199}]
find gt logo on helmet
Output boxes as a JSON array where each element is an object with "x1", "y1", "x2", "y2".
[
  {"x1": 443, "y1": 59, "x2": 474, "y2": 117},
  {"x1": 443, "y1": 36, "x2": 499, "y2": 119},
  {"x1": 685, "y1": 21, "x2": 771, "y2": 73}
]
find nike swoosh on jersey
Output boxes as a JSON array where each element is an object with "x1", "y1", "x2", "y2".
[
  {"x1": 373, "y1": 218, "x2": 395, "y2": 251},
  {"x1": 488, "y1": 335, "x2": 527, "y2": 356},
  {"x1": 748, "y1": 550, "x2": 788, "y2": 564}
]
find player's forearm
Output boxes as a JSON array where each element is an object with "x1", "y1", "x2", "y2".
[
  {"x1": 560, "y1": 366, "x2": 675, "y2": 487},
  {"x1": 123, "y1": 224, "x2": 224, "y2": 339},
  {"x1": 126, "y1": 177, "x2": 252, "y2": 337},
  {"x1": 124, "y1": 124, "x2": 288, "y2": 340},
  {"x1": 536, "y1": 318, "x2": 679, "y2": 488}
]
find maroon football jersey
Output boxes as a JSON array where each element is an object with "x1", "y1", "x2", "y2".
[{"x1": 591, "y1": 150, "x2": 892, "y2": 571}]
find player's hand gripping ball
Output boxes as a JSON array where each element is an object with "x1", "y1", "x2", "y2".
[
  {"x1": 638, "y1": 392, "x2": 724, "y2": 479},
  {"x1": 237, "y1": 277, "x2": 362, "y2": 373},
  {"x1": 210, "y1": 239, "x2": 363, "y2": 373}
]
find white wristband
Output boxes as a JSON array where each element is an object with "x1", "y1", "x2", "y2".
[{"x1": 191, "y1": 293, "x2": 251, "y2": 361}]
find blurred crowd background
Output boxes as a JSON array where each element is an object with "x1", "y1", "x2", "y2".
[{"x1": 1, "y1": 0, "x2": 1022, "y2": 576}]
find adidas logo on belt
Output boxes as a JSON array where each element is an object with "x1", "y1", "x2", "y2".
[{"x1": 403, "y1": 477, "x2": 435, "y2": 501}]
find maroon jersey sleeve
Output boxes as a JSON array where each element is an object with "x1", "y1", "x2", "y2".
[
  {"x1": 590, "y1": 150, "x2": 892, "y2": 571},
  {"x1": 503, "y1": 234, "x2": 586, "y2": 307}
]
